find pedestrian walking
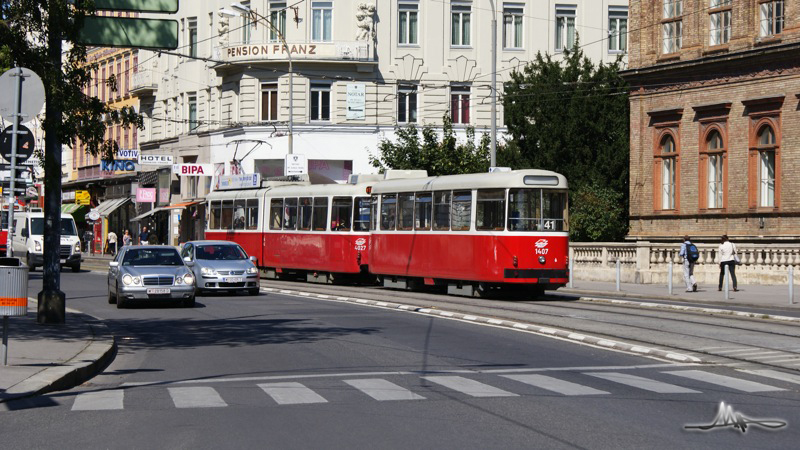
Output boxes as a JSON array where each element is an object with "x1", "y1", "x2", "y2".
[
  {"x1": 122, "y1": 230, "x2": 132, "y2": 247},
  {"x1": 679, "y1": 235, "x2": 699, "y2": 292},
  {"x1": 107, "y1": 230, "x2": 118, "y2": 256},
  {"x1": 139, "y1": 226, "x2": 150, "y2": 245},
  {"x1": 718, "y1": 235, "x2": 739, "y2": 292}
]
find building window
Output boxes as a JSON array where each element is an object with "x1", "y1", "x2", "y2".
[
  {"x1": 261, "y1": 82, "x2": 278, "y2": 122},
  {"x1": 709, "y1": 1, "x2": 731, "y2": 46},
  {"x1": 310, "y1": 82, "x2": 331, "y2": 121},
  {"x1": 312, "y1": 1, "x2": 332, "y2": 42},
  {"x1": 398, "y1": 2, "x2": 419, "y2": 45},
  {"x1": 124, "y1": 59, "x2": 130, "y2": 95},
  {"x1": 450, "y1": 85, "x2": 470, "y2": 124},
  {"x1": 188, "y1": 17, "x2": 198, "y2": 58},
  {"x1": 662, "y1": 0, "x2": 682, "y2": 54},
  {"x1": 701, "y1": 129, "x2": 726, "y2": 209},
  {"x1": 398, "y1": 84, "x2": 417, "y2": 123},
  {"x1": 269, "y1": 2, "x2": 287, "y2": 41},
  {"x1": 503, "y1": 4, "x2": 523, "y2": 49},
  {"x1": 555, "y1": 6, "x2": 576, "y2": 52},
  {"x1": 451, "y1": 3, "x2": 471, "y2": 47},
  {"x1": 757, "y1": 125, "x2": 777, "y2": 207},
  {"x1": 760, "y1": 0, "x2": 784, "y2": 37},
  {"x1": 658, "y1": 134, "x2": 678, "y2": 210},
  {"x1": 608, "y1": 7, "x2": 628, "y2": 53},
  {"x1": 241, "y1": 1, "x2": 252, "y2": 44},
  {"x1": 188, "y1": 93, "x2": 198, "y2": 132}
]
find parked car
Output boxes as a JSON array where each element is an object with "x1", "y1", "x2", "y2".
[
  {"x1": 181, "y1": 240, "x2": 260, "y2": 296},
  {"x1": 108, "y1": 245, "x2": 196, "y2": 308}
]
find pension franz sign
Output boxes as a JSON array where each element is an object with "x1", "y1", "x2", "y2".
[{"x1": 219, "y1": 41, "x2": 371, "y2": 63}]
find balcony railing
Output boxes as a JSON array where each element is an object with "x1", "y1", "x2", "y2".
[
  {"x1": 214, "y1": 41, "x2": 374, "y2": 66},
  {"x1": 131, "y1": 71, "x2": 158, "y2": 96}
]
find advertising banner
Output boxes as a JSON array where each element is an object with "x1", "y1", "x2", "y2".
[
  {"x1": 172, "y1": 163, "x2": 212, "y2": 176},
  {"x1": 136, "y1": 187, "x2": 156, "y2": 203}
]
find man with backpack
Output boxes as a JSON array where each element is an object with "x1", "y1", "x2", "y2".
[{"x1": 679, "y1": 235, "x2": 699, "y2": 292}]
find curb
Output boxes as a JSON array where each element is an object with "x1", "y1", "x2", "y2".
[
  {"x1": 0, "y1": 305, "x2": 116, "y2": 403},
  {"x1": 273, "y1": 288, "x2": 703, "y2": 364},
  {"x1": 556, "y1": 288, "x2": 799, "y2": 312}
]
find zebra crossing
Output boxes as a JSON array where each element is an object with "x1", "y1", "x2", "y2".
[{"x1": 20, "y1": 368, "x2": 798, "y2": 412}]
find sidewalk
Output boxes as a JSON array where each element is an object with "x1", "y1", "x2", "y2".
[{"x1": 0, "y1": 300, "x2": 116, "y2": 403}]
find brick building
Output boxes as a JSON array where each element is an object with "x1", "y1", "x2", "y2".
[{"x1": 623, "y1": 0, "x2": 800, "y2": 243}]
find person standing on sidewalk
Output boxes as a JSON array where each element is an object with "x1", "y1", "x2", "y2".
[
  {"x1": 718, "y1": 235, "x2": 738, "y2": 292},
  {"x1": 139, "y1": 226, "x2": 149, "y2": 245},
  {"x1": 679, "y1": 235, "x2": 699, "y2": 292},
  {"x1": 106, "y1": 230, "x2": 118, "y2": 256},
  {"x1": 122, "y1": 230, "x2": 132, "y2": 247}
]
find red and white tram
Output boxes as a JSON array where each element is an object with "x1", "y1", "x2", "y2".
[
  {"x1": 368, "y1": 169, "x2": 569, "y2": 296},
  {"x1": 205, "y1": 169, "x2": 569, "y2": 296}
]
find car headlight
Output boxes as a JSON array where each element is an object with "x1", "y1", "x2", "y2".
[
  {"x1": 247, "y1": 266, "x2": 258, "y2": 274},
  {"x1": 35, "y1": 241, "x2": 41, "y2": 252},
  {"x1": 183, "y1": 273, "x2": 194, "y2": 285},
  {"x1": 201, "y1": 267, "x2": 216, "y2": 276},
  {"x1": 175, "y1": 276, "x2": 183, "y2": 284},
  {"x1": 122, "y1": 274, "x2": 133, "y2": 285},
  {"x1": 74, "y1": 242, "x2": 81, "y2": 253},
  {"x1": 132, "y1": 277, "x2": 141, "y2": 286}
]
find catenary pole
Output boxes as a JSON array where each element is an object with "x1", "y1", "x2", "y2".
[
  {"x1": 5, "y1": 67, "x2": 24, "y2": 258},
  {"x1": 489, "y1": 0, "x2": 497, "y2": 167}
]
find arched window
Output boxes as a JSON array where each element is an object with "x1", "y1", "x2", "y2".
[
  {"x1": 659, "y1": 134, "x2": 677, "y2": 210},
  {"x1": 757, "y1": 124, "x2": 776, "y2": 207},
  {"x1": 705, "y1": 130, "x2": 725, "y2": 209}
]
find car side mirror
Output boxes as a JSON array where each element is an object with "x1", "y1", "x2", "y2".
[
  {"x1": 184, "y1": 259, "x2": 195, "y2": 267},
  {"x1": 109, "y1": 261, "x2": 119, "y2": 267},
  {"x1": 249, "y1": 256, "x2": 257, "y2": 262},
  {"x1": 184, "y1": 256, "x2": 192, "y2": 262}
]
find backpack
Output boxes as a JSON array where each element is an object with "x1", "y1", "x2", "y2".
[{"x1": 687, "y1": 243, "x2": 699, "y2": 263}]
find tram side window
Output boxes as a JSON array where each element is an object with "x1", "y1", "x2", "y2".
[
  {"x1": 221, "y1": 200, "x2": 234, "y2": 230},
  {"x1": 233, "y1": 199, "x2": 246, "y2": 229},
  {"x1": 380, "y1": 194, "x2": 397, "y2": 230},
  {"x1": 433, "y1": 191, "x2": 451, "y2": 231},
  {"x1": 354, "y1": 197, "x2": 371, "y2": 231},
  {"x1": 246, "y1": 198, "x2": 259, "y2": 230},
  {"x1": 507, "y1": 189, "x2": 540, "y2": 231},
  {"x1": 331, "y1": 197, "x2": 352, "y2": 231},
  {"x1": 415, "y1": 193, "x2": 432, "y2": 230},
  {"x1": 1, "y1": 211, "x2": 8, "y2": 229},
  {"x1": 283, "y1": 198, "x2": 298, "y2": 230},
  {"x1": 312, "y1": 197, "x2": 329, "y2": 231},
  {"x1": 451, "y1": 191, "x2": 472, "y2": 231},
  {"x1": 542, "y1": 191, "x2": 569, "y2": 231},
  {"x1": 270, "y1": 198, "x2": 283, "y2": 230},
  {"x1": 370, "y1": 195, "x2": 379, "y2": 230},
  {"x1": 476, "y1": 189, "x2": 505, "y2": 231},
  {"x1": 299, "y1": 197, "x2": 312, "y2": 231},
  {"x1": 397, "y1": 193, "x2": 414, "y2": 231},
  {"x1": 210, "y1": 201, "x2": 222, "y2": 230}
]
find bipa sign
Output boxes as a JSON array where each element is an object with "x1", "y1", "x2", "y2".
[{"x1": 172, "y1": 163, "x2": 212, "y2": 176}]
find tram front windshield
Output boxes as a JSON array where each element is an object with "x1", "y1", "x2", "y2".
[{"x1": 507, "y1": 189, "x2": 568, "y2": 232}]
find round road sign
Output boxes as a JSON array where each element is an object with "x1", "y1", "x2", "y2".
[
  {"x1": 0, "y1": 68, "x2": 46, "y2": 124},
  {"x1": 0, "y1": 125, "x2": 35, "y2": 164}
]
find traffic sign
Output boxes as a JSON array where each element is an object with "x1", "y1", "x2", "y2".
[
  {"x1": 94, "y1": 0, "x2": 179, "y2": 13},
  {"x1": 0, "y1": 68, "x2": 45, "y2": 124},
  {"x1": 0, "y1": 125, "x2": 35, "y2": 163},
  {"x1": 79, "y1": 16, "x2": 178, "y2": 49}
]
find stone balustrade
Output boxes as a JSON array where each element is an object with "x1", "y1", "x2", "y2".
[{"x1": 570, "y1": 242, "x2": 800, "y2": 285}]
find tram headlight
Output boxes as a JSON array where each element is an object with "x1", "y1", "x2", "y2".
[{"x1": 538, "y1": 256, "x2": 546, "y2": 265}]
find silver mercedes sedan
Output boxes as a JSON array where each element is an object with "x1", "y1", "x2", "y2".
[
  {"x1": 181, "y1": 240, "x2": 260, "y2": 295},
  {"x1": 107, "y1": 245, "x2": 196, "y2": 308}
]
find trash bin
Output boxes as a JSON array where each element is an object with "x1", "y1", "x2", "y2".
[{"x1": 0, "y1": 257, "x2": 28, "y2": 316}]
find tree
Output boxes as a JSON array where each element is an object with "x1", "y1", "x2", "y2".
[
  {"x1": 371, "y1": 115, "x2": 491, "y2": 176},
  {"x1": 502, "y1": 41, "x2": 630, "y2": 241}
]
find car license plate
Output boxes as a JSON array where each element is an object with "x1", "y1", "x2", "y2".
[
  {"x1": 147, "y1": 288, "x2": 171, "y2": 294},
  {"x1": 224, "y1": 277, "x2": 243, "y2": 283}
]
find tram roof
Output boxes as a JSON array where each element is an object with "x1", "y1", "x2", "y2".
[{"x1": 370, "y1": 169, "x2": 568, "y2": 194}]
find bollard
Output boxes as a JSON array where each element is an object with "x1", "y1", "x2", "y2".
[
  {"x1": 724, "y1": 265, "x2": 730, "y2": 300},
  {"x1": 568, "y1": 257, "x2": 574, "y2": 289},
  {"x1": 790, "y1": 266, "x2": 794, "y2": 305},
  {"x1": 616, "y1": 259, "x2": 621, "y2": 292},
  {"x1": 668, "y1": 261, "x2": 673, "y2": 296}
]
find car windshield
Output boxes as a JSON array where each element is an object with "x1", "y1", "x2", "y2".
[
  {"x1": 122, "y1": 248, "x2": 184, "y2": 266},
  {"x1": 195, "y1": 244, "x2": 247, "y2": 261},
  {"x1": 30, "y1": 218, "x2": 78, "y2": 236}
]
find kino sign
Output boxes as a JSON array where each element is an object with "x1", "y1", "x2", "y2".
[{"x1": 172, "y1": 163, "x2": 212, "y2": 176}]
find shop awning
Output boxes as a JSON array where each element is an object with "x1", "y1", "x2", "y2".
[
  {"x1": 61, "y1": 203, "x2": 88, "y2": 214},
  {"x1": 163, "y1": 200, "x2": 202, "y2": 210},
  {"x1": 130, "y1": 207, "x2": 166, "y2": 222},
  {"x1": 94, "y1": 197, "x2": 132, "y2": 217}
]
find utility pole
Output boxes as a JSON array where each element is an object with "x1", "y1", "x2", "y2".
[
  {"x1": 490, "y1": 0, "x2": 497, "y2": 167},
  {"x1": 38, "y1": 0, "x2": 66, "y2": 324}
]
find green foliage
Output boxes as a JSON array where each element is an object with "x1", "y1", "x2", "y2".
[
  {"x1": 371, "y1": 115, "x2": 490, "y2": 176},
  {"x1": 502, "y1": 40, "x2": 630, "y2": 241},
  {"x1": 0, "y1": 0, "x2": 142, "y2": 161},
  {"x1": 569, "y1": 183, "x2": 628, "y2": 242}
]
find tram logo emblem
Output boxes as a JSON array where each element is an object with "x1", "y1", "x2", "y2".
[
  {"x1": 354, "y1": 238, "x2": 367, "y2": 251},
  {"x1": 535, "y1": 239, "x2": 549, "y2": 249}
]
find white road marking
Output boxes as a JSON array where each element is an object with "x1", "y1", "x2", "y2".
[
  {"x1": 71, "y1": 390, "x2": 124, "y2": 411},
  {"x1": 743, "y1": 369, "x2": 800, "y2": 385},
  {"x1": 585, "y1": 372, "x2": 700, "y2": 394},
  {"x1": 258, "y1": 382, "x2": 328, "y2": 405},
  {"x1": 344, "y1": 379, "x2": 425, "y2": 401},
  {"x1": 502, "y1": 374, "x2": 609, "y2": 396},
  {"x1": 423, "y1": 376, "x2": 518, "y2": 397},
  {"x1": 168, "y1": 387, "x2": 227, "y2": 408},
  {"x1": 664, "y1": 370, "x2": 785, "y2": 393}
]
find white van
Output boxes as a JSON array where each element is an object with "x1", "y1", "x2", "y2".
[{"x1": 12, "y1": 212, "x2": 82, "y2": 272}]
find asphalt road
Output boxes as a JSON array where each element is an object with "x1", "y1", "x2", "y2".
[{"x1": 2, "y1": 270, "x2": 798, "y2": 449}]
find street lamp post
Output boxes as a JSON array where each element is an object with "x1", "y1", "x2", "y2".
[{"x1": 228, "y1": 2, "x2": 293, "y2": 155}]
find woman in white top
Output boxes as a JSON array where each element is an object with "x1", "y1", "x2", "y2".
[{"x1": 718, "y1": 235, "x2": 738, "y2": 291}]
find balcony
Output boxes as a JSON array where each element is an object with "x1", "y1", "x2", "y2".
[
  {"x1": 213, "y1": 40, "x2": 374, "y2": 70},
  {"x1": 131, "y1": 70, "x2": 158, "y2": 97}
]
